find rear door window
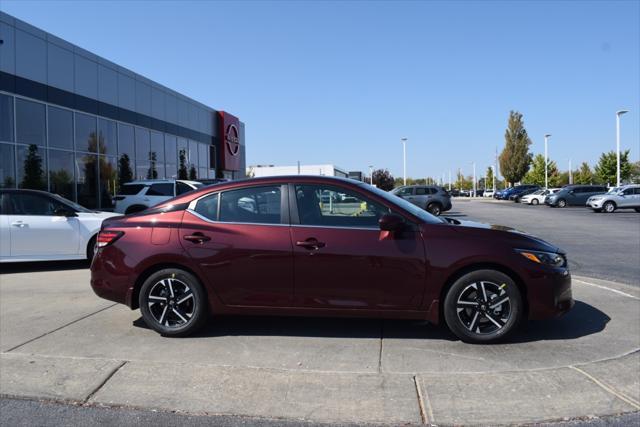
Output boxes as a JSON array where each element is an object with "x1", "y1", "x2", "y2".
[
  {"x1": 194, "y1": 193, "x2": 219, "y2": 221},
  {"x1": 415, "y1": 187, "x2": 428, "y2": 195},
  {"x1": 147, "y1": 183, "x2": 174, "y2": 196},
  {"x1": 219, "y1": 186, "x2": 282, "y2": 224},
  {"x1": 396, "y1": 187, "x2": 414, "y2": 196},
  {"x1": 119, "y1": 184, "x2": 145, "y2": 195}
]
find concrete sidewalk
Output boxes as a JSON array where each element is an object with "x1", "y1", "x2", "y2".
[{"x1": 1, "y1": 269, "x2": 639, "y2": 425}]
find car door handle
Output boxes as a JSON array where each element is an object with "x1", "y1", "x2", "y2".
[
  {"x1": 11, "y1": 221, "x2": 26, "y2": 228},
  {"x1": 183, "y1": 233, "x2": 211, "y2": 243},
  {"x1": 296, "y1": 239, "x2": 326, "y2": 250}
]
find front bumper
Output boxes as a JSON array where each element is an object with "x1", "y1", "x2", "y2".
[
  {"x1": 587, "y1": 199, "x2": 604, "y2": 208},
  {"x1": 527, "y1": 267, "x2": 574, "y2": 320}
]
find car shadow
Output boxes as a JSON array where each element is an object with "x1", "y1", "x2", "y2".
[
  {"x1": 0, "y1": 260, "x2": 89, "y2": 273},
  {"x1": 132, "y1": 300, "x2": 609, "y2": 343}
]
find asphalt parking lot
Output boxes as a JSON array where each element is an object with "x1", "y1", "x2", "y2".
[
  {"x1": 450, "y1": 199, "x2": 640, "y2": 286},
  {"x1": 1, "y1": 200, "x2": 639, "y2": 426}
]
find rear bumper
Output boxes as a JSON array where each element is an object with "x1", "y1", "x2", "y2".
[{"x1": 90, "y1": 246, "x2": 135, "y2": 307}]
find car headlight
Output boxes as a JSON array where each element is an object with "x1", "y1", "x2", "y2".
[
  {"x1": 516, "y1": 249, "x2": 566, "y2": 267},
  {"x1": 590, "y1": 196, "x2": 602, "y2": 201}
]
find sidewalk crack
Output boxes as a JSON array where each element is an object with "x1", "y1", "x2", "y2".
[
  {"x1": 83, "y1": 360, "x2": 127, "y2": 404},
  {"x1": 569, "y1": 365, "x2": 640, "y2": 410},
  {"x1": 413, "y1": 375, "x2": 434, "y2": 425}
]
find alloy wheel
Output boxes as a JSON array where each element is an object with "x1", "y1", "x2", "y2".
[
  {"x1": 558, "y1": 199, "x2": 567, "y2": 208},
  {"x1": 456, "y1": 281, "x2": 511, "y2": 335},
  {"x1": 147, "y1": 278, "x2": 195, "y2": 328},
  {"x1": 604, "y1": 202, "x2": 615, "y2": 213},
  {"x1": 532, "y1": 199, "x2": 539, "y2": 205}
]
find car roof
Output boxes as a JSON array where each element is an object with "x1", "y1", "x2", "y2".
[
  {"x1": 125, "y1": 179, "x2": 201, "y2": 185},
  {"x1": 0, "y1": 188, "x2": 52, "y2": 195}
]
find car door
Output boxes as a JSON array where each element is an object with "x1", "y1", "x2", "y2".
[
  {"x1": 395, "y1": 187, "x2": 417, "y2": 206},
  {"x1": 619, "y1": 187, "x2": 635, "y2": 207},
  {"x1": 180, "y1": 184, "x2": 294, "y2": 307},
  {"x1": 289, "y1": 183, "x2": 426, "y2": 310},
  {"x1": 6, "y1": 192, "x2": 80, "y2": 257},
  {"x1": 414, "y1": 187, "x2": 431, "y2": 209}
]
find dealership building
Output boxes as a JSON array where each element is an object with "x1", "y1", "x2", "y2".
[{"x1": 0, "y1": 11, "x2": 246, "y2": 210}]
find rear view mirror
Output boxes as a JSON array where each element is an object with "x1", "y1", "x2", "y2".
[{"x1": 379, "y1": 214, "x2": 405, "y2": 232}]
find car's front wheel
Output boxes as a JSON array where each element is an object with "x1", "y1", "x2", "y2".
[
  {"x1": 443, "y1": 270, "x2": 523, "y2": 344},
  {"x1": 139, "y1": 268, "x2": 208, "y2": 337},
  {"x1": 531, "y1": 199, "x2": 539, "y2": 205},
  {"x1": 603, "y1": 201, "x2": 616, "y2": 213},
  {"x1": 557, "y1": 199, "x2": 567, "y2": 208},
  {"x1": 427, "y1": 202, "x2": 442, "y2": 216}
]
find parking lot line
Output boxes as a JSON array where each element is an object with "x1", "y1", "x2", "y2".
[{"x1": 573, "y1": 279, "x2": 640, "y2": 300}]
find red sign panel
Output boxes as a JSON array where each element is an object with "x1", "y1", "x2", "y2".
[{"x1": 218, "y1": 111, "x2": 241, "y2": 171}]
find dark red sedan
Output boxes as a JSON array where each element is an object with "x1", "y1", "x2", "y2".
[{"x1": 91, "y1": 176, "x2": 573, "y2": 343}]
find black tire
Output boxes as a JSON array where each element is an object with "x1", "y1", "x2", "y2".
[
  {"x1": 125, "y1": 205, "x2": 148, "y2": 215},
  {"x1": 603, "y1": 201, "x2": 616, "y2": 213},
  {"x1": 427, "y1": 203, "x2": 442, "y2": 216},
  {"x1": 86, "y1": 235, "x2": 97, "y2": 261},
  {"x1": 531, "y1": 199, "x2": 539, "y2": 205},
  {"x1": 139, "y1": 268, "x2": 208, "y2": 337},
  {"x1": 443, "y1": 269, "x2": 523, "y2": 344},
  {"x1": 557, "y1": 199, "x2": 567, "y2": 208}
]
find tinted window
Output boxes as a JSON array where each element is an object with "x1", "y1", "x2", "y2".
[
  {"x1": 0, "y1": 94, "x2": 13, "y2": 142},
  {"x1": 194, "y1": 193, "x2": 219, "y2": 221},
  {"x1": 415, "y1": 187, "x2": 428, "y2": 195},
  {"x1": 75, "y1": 112, "x2": 97, "y2": 153},
  {"x1": 17, "y1": 144, "x2": 47, "y2": 190},
  {"x1": 16, "y1": 99, "x2": 46, "y2": 146},
  {"x1": 8, "y1": 193, "x2": 65, "y2": 215},
  {"x1": 220, "y1": 186, "x2": 281, "y2": 224},
  {"x1": 147, "y1": 183, "x2": 174, "y2": 196},
  {"x1": 634, "y1": 188, "x2": 640, "y2": 195},
  {"x1": 49, "y1": 149, "x2": 75, "y2": 200},
  {"x1": 295, "y1": 184, "x2": 390, "y2": 228},
  {"x1": 119, "y1": 184, "x2": 145, "y2": 195},
  {"x1": 98, "y1": 119, "x2": 117, "y2": 156},
  {"x1": 0, "y1": 143, "x2": 16, "y2": 188},
  {"x1": 176, "y1": 181, "x2": 194, "y2": 195},
  {"x1": 48, "y1": 107, "x2": 73, "y2": 149},
  {"x1": 118, "y1": 124, "x2": 135, "y2": 158},
  {"x1": 622, "y1": 188, "x2": 634, "y2": 195},
  {"x1": 76, "y1": 153, "x2": 99, "y2": 209}
]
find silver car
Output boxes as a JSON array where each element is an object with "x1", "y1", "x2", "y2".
[
  {"x1": 586, "y1": 184, "x2": 640, "y2": 213},
  {"x1": 391, "y1": 185, "x2": 452, "y2": 216}
]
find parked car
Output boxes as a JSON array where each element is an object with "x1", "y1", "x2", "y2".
[
  {"x1": 198, "y1": 178, "x2": 229, "y2": 186},
  {"x1": 545, "y1": 185, "x2": 608, "y2": 208},
  {"x1": 496, "y1": 185, "x2": 539, "y2": 200},
  {"x1": 0, "y1": 189, "x2": 118, "y2": 262},
  {"x1": 508, "y1": 186, "x2": 541, "y2": 203},
  {"x1": 521, "y1": 189, "x2": 560, "y2": 205},
  {"x1": 91, "y1": 175, "x2": 573, "y2": 344},
  {"x1": 483, "y1": 189, "x2": 495, "y2": 198},
  {"x1": 391, "y1": 185, "x2": 452, "y2": 215},
  {"x1": 113, "y1": 180, "x2": 203, "y2": 214},
  {"x1": 586, "y1": 185, "x2": 640, "y2": 213}
]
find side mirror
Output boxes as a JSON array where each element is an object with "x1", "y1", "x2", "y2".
[
  {"x1": 568, "y1": 190, "x2": 574, "y2": 194},
  {"x1": 379, "y1": 214, "x2": 405, "y2": 232},
  {"x1": 54, "y1": 207, "x2": 77, "y2": 217}
]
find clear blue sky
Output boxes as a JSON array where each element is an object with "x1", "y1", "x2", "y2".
[{"x1": 2, "y1": 0, "x2": 639, "y2": 179}]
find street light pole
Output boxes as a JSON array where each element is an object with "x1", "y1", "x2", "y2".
[
  {"x1": 544, "y1": 134, "x2": 551, "y2": 189},
  {"x1": 616, "y1": 110, "x2": 628, "y2": 187},
  {"x1": 400, "y1": 138, "x2": 407, "y2": 185},
  {"x1": 448, "y1": 170, "x2": 451, "y2": 191},
  {"x1": 491, "y1": 166, "x2": 496, "y2": 192},
  {"x1": 471, "y1": 162, "x2": 476, "y2": 197},
  {"x1": 368, "y1": 165, "x2": 373, "y2": 185},
  {"x1": 569, "y1": 159, "x2": 572, "y2": 184}
]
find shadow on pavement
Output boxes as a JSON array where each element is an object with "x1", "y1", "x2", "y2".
[
  {"x1": 0, "y1": 260, "x2": 89, "y2": 274},
  {"x1": 132, "y1": 300, "x2": 609, "y2": 343}
]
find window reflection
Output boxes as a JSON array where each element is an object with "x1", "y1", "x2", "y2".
[
  {"x1": 0, "y1": 143, "x2": 16, "y2": 188},
  {"x1": 16, "y1": 99, "x2": 46, "y2": 146},
  {"x1": 75, "y1": 113, "x2": 98, "y2": 153},
  {"x1": 76, "y1": 152, "x2": 99, "y2": 209},
  {"x1": 100, "y1": 155, "x2": 117, "y2": 209},
  {"x1": 17, "y1": 144, "x2": 47, "y2": 190},
  {"x1": 98, "y1": 119, "x2": 117, "y2": 156},
  {"x1": 49, "y1": 149, "x2": 75, "y2": 200},
  {"x1": 48, "y1": 107, "x2": 73, "y2": 149},
  {"x1": 0, "y1": 94, "x2": 14, "y2": 142}
]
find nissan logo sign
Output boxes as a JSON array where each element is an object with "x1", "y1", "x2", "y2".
[{"x1": 225, "y1": 124, "x2": 240, "y2": 156}]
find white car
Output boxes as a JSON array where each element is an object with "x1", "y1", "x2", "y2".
[
  {"x1": 0, "y1": 189, "x2": 119, "y2": 262},
  {"x1": 113, "y1": 179, "x2": 203, "y2": 214},
  {"x1": 587, "y1": 185, "x2": 640, "y2": 213},
  {"x1": 521, "y1": 188, "x2": 560, "y2": 205},
  {"x1": 483, "y1": 190, "x2": 495, "y2": 198}
]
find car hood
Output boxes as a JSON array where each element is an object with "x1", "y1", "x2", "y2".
[{"x1": 442, "y1": 217, "x2": 561, "y2": 253}]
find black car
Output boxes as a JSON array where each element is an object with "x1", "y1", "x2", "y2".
[
  {"x1": 509, "y1": 186, "x2": 541, "y2": 203},
  {"x1": 545, "y1": 185, "x2": 608, "y2": 207}
]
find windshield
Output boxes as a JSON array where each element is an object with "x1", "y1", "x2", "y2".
[
  {"x1": 51, "y1": 193, "x2": 93, "y2": 213},
  {"x1": 359, "y1": 184, "x2": 445, "y2": 224},
  {"x1": 607, "y1": 187, "x2": 619, "y2": 194}
]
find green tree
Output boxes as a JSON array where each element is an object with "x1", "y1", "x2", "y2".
[
  {"x1": 499, "y1": 111, "x2": 533, "y2": 185},
  {"x1": 178, "y1": 149, "x2": 188, "y2": 180},
  {"x1": 21, "y1": 144, "x2": 46, "y2": 190},
  {"x1": 485, "y1": 166, "x2": 494, "y2": 189},
  {"x1": 630, "y1": 161, "x2": 640, "y2": 184},
  {"x1": 573, "y1": 162, "x2": 594, "y2": 185},
  {"x1": 372, "y1": 169, "x2": 395, "y2": 191},
  {"x1": 189, "y1": 165, "x2": 197, "y2": 180},
  {"x1": 594, "y1": 150, "x2": 631, "y2": 186},
  {"x1": 523, "y1": 154, "x2": 560, "y2": 187},
  {"x1": 118, "y1": 154, "x2": 133, "y2": 187}
]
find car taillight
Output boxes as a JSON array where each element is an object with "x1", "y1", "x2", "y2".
[{"x1": 97, "y1": 230, "x2": 124, "y2": 248}]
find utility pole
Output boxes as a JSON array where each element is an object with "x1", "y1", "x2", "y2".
[
  {"x1": 448, "y1": 170, "x2": 452, "y2": 191},
  {"x1": 569, "y1": 159, "x2": 573, "y2": 185},
  {"x1": 616, "y1": 110, "x2": 629, "y2": 187},
  {"x1": 471, "y1": 162, "x2": 476, "y2": 197},
  {"x1": 544, "y1": 134, "x2": 551, "y2": 189},
  {"x1": 400, "y1": 138, "x2": 407, "y2": 186},
  {"x1": 368, "y1": 165, "x2": 373, "y2": 185}
]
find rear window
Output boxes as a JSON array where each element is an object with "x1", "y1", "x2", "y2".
[
  {"x1": 119, "y1": 184, "x2": 145, "y2": 195},
  {"x1": 146, "y1": 183, "x2": 174, "y2": 196}
]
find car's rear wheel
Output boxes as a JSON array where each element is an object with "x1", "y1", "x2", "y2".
[
  {"x1": 444, "y1": 270, "x2": 523, "y2": 344},
  {"x1": 531, "y1": 199, "x2": 539, "y2": 205},
  {"x1": 427, "y1": 202, "x2": 442, "y2": 216},
  {"x1": 557, "y1": 199, "x2": 567, "y2": 208},
  {"x1": 603, "y1": 201, "x2": 616, "y2": 213},
  {"x1": 139, "y1": 268, "x2": 208, "y2": 337},
  {"x1": 86, "y1": 235, "x2": 97, "y2": 261}
]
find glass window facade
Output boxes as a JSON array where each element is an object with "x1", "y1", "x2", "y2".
[{"x1": 1, "y1": 93, "x2": 215, "y2": 209}]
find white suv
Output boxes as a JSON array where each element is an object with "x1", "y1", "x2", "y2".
[
  {"x1": 587, "y1": 185, "x2": 640, "y2": 213},
  {"x1": 113, "y1": 180, "x2": 203, "y2": 214}
]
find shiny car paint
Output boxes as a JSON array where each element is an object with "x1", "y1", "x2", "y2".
[{"x1": 91, "y1": 176, "x2": 573, "y2": 326}]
